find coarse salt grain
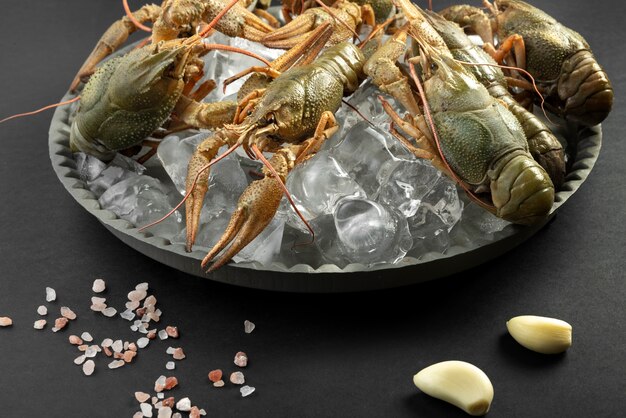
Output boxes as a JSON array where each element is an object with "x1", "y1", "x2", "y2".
[
  {"x1": 190, "y1": 407, "x2": 201, "y2": 418},
  {"x1": 208, "y1": 369, "x2": 222, "y2": 382},
  {"x1": 165, "y1": 326, "x2": 179, "y2": 338},
  {"x1": 53, "y1": 317, "x2": 68, "y2": 331},
  {"x1": 0, "y1": 317, "x2": 13, "y2": 327},
  {"x1": 213, "y1": 380, "x2": 225, "y2": 388},
  {"x1": 101, "y1": 338, "x2": 113, "y2": 347},
  {"x1": 112, "y1": 340, "x2": 123, "y2": 353},
  {"x1": 102, "y1": 307, "x2": 117, "y2": 317},
  {"x1": 158, "y1": 330, "x2": 168, "y2": 340},
  {"x1": 137, "y1": 337, "x2": 150, "y2": 349},
  {"x1": 81, "y1": 332, "x2": 93, "y2": 342},
  {"x1": 85, "y1": 346, "x2": 98, "y2": 358},
  {"x1": 158, "y1": 407, "x2": 173, "y2": 418},
  {"x1": 69, "y1": 335, "x2": 83, "y2": 345},
  {"x1": 37, "y1": 305, "x2": 47, "y2": 316},
  {"x1": 240, "y1": 385, "x2": 256, "y2": 397},
  {"x1": 120, "y1": 309, "x2": 135, "y2": 321},
  {"x1": 135, "y1": 282, "x2": 149, "y2": 291},
  {"x1": 175, "y1": 397, "x2": 191, "y2": 412},
  {"x1": 140, "y1": 402, "x2": 153, "y2": 417},
  {"x1": 92, "y1": 279, "x2": 106, "y2": 293},
  {"x1": 234, "y1": 351, "x2": 248, "y2": 368},
  {"x1": 135, "y1": 391, "x2": 150, "y2": 403},
  {"x1": 108, "y1": 360, "x2": 125, "y2": 369},
  {"x1": 33, "y1": 319, "x2": 46, "y2": 329},
  {"x1": 172, "y1": 348, "x2": 186, "y2": 360},
  {"x1": 166, "y1": 361, "x2": 175, "y2": 370},
  {"x1": 230, "y1": 371, "x2": 245, "y2": 385},
  {"x1": 74, "y1": 354, "x2": 86, "y2": 365},
  {"x1": 244, "y1": 320, "x2": 255, "y2": 334},
  {"x1": 83, "y1": 360, "x2": 95, "y2": 376},
  {"x1": 60, "y1": 307, "x2": 77, "y2": 320},
  {"x1": 128, "y1": 289, "x2": 147, "y2": 302},
  {"x1": 123, "y1": 350, "x2": 137, "y2": 363},
  {"x1": 45, "y1": 287, "x2": 56, "y2": 302}
]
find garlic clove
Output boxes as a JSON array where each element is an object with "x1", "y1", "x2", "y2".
[
  {"x1": 413, "y1": 360, "x2": 494, "y2": 416},
  {"x1": 506, "y1": 315, "x2": 572, "y2": 354}
]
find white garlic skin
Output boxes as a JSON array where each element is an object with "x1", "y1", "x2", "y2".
[
  {"x1": 506, "y1": 315, "x2": 572, "y2": 354},
  {"x1": 413, "y1": 360, "x2": 494, "y2": 416}
]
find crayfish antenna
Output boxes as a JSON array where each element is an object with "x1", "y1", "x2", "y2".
[
  {"x1": 0, "y1": 96, "x2": 81, "y2": 125},
  {"x1": 123, "y1": 0, "x2": 152, "y2": 32}
]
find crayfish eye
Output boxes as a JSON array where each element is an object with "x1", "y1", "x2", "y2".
[{"x1": 265, "y1": 113, "x2": 276, "y2": 124}]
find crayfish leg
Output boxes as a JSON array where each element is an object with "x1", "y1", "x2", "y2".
[{"x1": 69, "y1": 3, "x2": 162, "y2": 92}]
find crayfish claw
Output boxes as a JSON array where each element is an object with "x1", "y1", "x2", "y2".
[{"x1": 202, "y1": 175, "x2": 283, "y2": 272}]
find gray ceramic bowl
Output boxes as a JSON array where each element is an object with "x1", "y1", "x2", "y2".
[
  {"x1": 48, "y1": 26, "x2": 602, "y2": 292},
  {"x1": 49, "y1": 93, "x2": 601, "y2": 292}
]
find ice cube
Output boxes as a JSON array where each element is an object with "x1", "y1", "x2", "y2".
[
  {"x1": 376, "y1": 159, "x2": 442, "y2": 218},
  {"x1": 278, "y1": 150, "x2": 366, "y2": 232},
  {"x1": 200, "y1": 33, "x2": 284, "y2": 102},
  {"x1": 329, "y1": 121, "x2": 413, "y2": 196},
  {"x1": 408, "y1": 178, "x2": 463, "y2": 255},
  {"x1": 98, "y1": 175, "x2": 183, "y2": 240},
  {"x1": 333, "y1": 197, "x2": 412, "y2": 265},
  {"x1": 157, "y1": 133, "x2": 206, "y2": 195},
  {"x1": 74, "y1": 152, "x2": 107, "y2": 182}
]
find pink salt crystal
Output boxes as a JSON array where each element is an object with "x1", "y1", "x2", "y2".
[
  {"x1": 190, "y1": 407, "x2": 201, "y2": 418},
  {"x1": 135, "y1": 391, "x2": 151, "y2": 403},
  {"x1": 144, "y1": 295, "x2": 157, "y2": 307},
  {"x1": 69, "y1": 335, "x2": 83, "y2": 345},
  {"x1": 128, "y1": 289, "x2": 147, "y2": 302},
  {"x1": 172, "y1": 348, "x2": 186, "y2": 360},
  {"x1": 123, "y1": 350, "x2": 137, "y2": 363},
  {"x1": 165, "y1": 326, "x2": 179, "y2": 338},
  {"x1": 164, "y1": 377, "x2": 178, "y2": 390},
  {"x1": 133, "y1": 412, "x2": 143, "y2": 418},
  {"x1": 147, "y1": 330, "x2": 157, "y2": 340},
  {"x1": 114, "y1": 352, "x2": 124, "y2": 359},
  {"x1": 0, "y1": 317, "x2": 12, "y2": 327},
  {"x1": 60, "y1": 307, "x2": 77, "y2": 320},
  {"x1": 154, "y1": 376, "x2": 166, "y2": 392},
  {"x1": 162, "y1": 397, "x2": 175, "y2": 408},
  {"x1": 54, "y1": 317, "x2": 68, "y2": 331},
  {"x1": 208, "y1": 369, "x2": 222, "y2": 383},
  {"x1": 229, "y1": 371, "x2": 245, "y2": 385},
  {"x1": 103, "y1": 347, "x2": 113, "y2": 357},
  {"x1": 234, "y1": 351, "x2": 248, "y2": 368},
  {"x1": 128, "y1": 342, "x2": 137, "y2": 352},
  {"x1": 92, "y1": 279, "x2": 106, "y2": 293}
]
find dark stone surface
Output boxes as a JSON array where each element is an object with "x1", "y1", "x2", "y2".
[{"x1": 0, "y1": 1, "x2": 624, "y2": 416}]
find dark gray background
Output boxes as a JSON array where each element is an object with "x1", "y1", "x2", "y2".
[{"x1": 0, "y1": 1, "x2": 624, "y2": 417}]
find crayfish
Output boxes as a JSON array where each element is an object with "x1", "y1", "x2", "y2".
[
  {"x1": 440, "y1": 0, "x2": 614, "y2": 126},
  {"x1": 181, "y1": 33, "x2": 368, "y2": 271},
  {"x1": 365, "y1": 0, "x2": 555, "y2": 224}
]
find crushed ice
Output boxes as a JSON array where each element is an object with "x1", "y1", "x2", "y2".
[{"x1": 72, "y1": 34, "x2": 512, "y2": 269}]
